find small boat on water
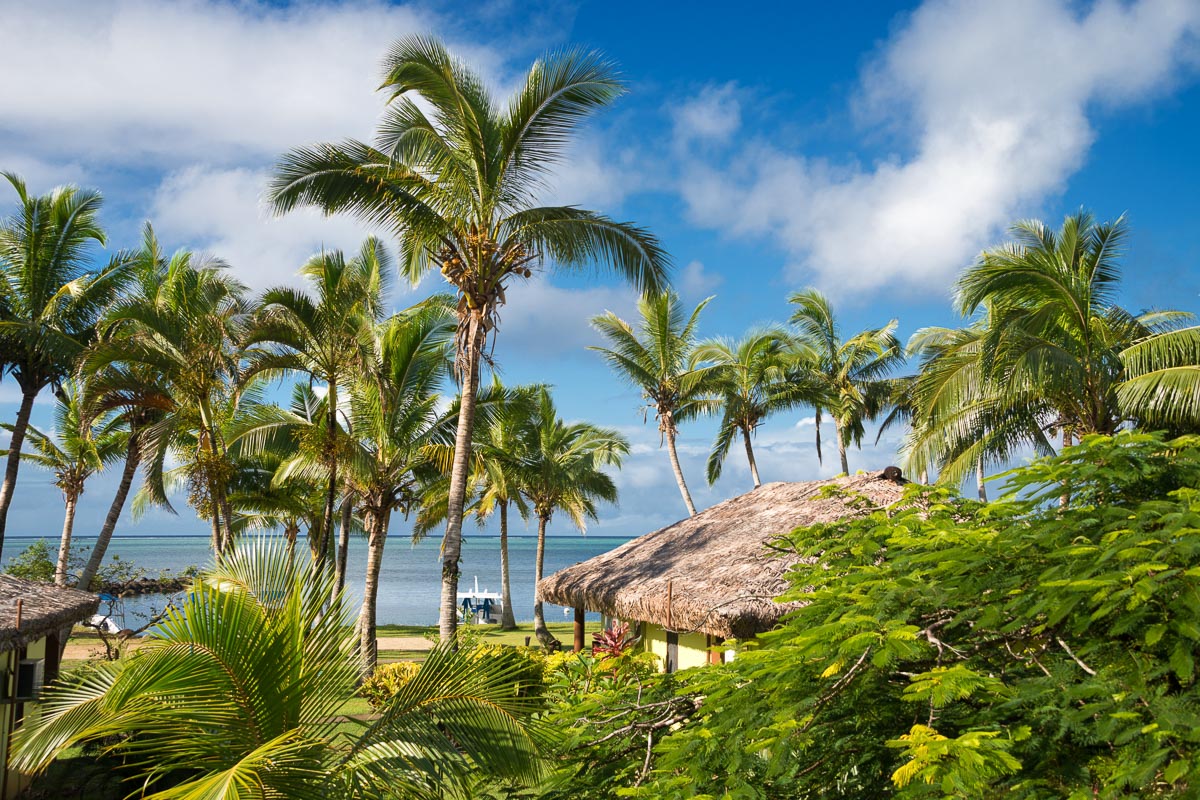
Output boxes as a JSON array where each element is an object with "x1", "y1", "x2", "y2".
[{"x1": 459, "y1": 576, "x2": 503, "y2": 624}]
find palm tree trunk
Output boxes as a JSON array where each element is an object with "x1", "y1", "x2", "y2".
[
  {"x1": 834, "y1": 418, "x2": 849, "y2": 475},
  {"x1": 79, "y1": 434, "x2": 140, "y2": 591},
  {"x1": 1060, "y1": 430, "x2": 1073, "y2": 508},
  {"x1": 439, "y1": 314, "x2": 484, "y2": 644},
  {"x1": 499, "y1": 499, "x2": 516, "y2": 630},
  {"x1": 56, "y1": 493, "x2": 79, "y2": 586},
  {"x1": 976, "y1": 455, "x2": 987, "y2": 502},
  {"x1": 532, "y1": 514, "x2": 560, "y2": 650},
  {"x1": 0, "y1": 388, "x2": 38, "y2": 556},
  {"x1": 665, "y1": 428, "x2": 697, "y2": 516},
  {"x1": 284, "y1": 522, "x2": 298, "y2": 563},
  {"x1": 320, "y1": 381, "x2": 339, "y2": 569},
  {"x1": 742, "y1": 427, "x2": 761, "y2": 488},
  {"x1": 334, "y1": 488, "x2": 353, "y2": 595},
  {"x1": 209, "y1": 514, "x2": 222, "y2": 555},
  {"x1": 357, "y1": 508, "x2": 386, "y2": 678}
]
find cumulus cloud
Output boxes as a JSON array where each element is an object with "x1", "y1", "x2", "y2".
[
  {"x1": 672, "y1": 82, "x2": 743, "y2": 146},
  {"x1": 0, "y1": 0, "x2": 496, "y2": 163},
  {"x1": 677, "y1": 260, "x2": 723, "y2": 301},
  {"x1": 491, "y1": 275, "x2": 639, "y2": 360},
  {"x1": 679, "y1": 0, "x2": 1200, "y2": 296},
  {"x1": 147, "y1": 165, "x2": 385, "y2": 291}
]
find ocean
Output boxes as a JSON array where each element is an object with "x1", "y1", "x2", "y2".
[{"x1": 4, "y1": 533, "x2": 631, "y2": 629}]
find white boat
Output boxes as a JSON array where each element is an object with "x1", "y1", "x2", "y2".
[{"x1": 459, "y1": 576, "x2": 504, "y2": 624}]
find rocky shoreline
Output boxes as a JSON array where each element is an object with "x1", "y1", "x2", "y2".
[{"x1": 97, "y1": 575, "x2": 189, "y2": 597}]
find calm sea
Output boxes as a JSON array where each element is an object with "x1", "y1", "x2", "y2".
[{"x1": 4, "y1": 534, "x2": 630, "y2": 629}]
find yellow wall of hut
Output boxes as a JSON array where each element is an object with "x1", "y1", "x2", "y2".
[
  {"x1": 641, "y1": 624, "x2": 724, "y2": 672},
  {"x1": 1, "y1": 633, "x2": 49, "y2": 799}
]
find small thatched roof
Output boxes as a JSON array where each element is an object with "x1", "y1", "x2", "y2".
[
  {"x1": 537, "y1": 471, "x2": 907, "y2": 639},
  {"x1": 0, "y1": 574, "x2": 99, "y2": 651}
]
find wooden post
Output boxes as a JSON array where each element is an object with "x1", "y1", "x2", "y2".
[{"x1": 573, "y1": 607, "x2": 585, "y2": 653}]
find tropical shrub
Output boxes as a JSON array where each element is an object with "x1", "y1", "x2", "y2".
[
  {"x1": 359, "y1": 661, "x2": 422, "y2": 712},
  {"x1": 3, "y1": 539, "x2": 55, "y2": 582},
  {"x1": 545, "y1": 432, "x2": 1200, "y2": 797}
]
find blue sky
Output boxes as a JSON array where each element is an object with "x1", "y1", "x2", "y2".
[{"x1": 2, "y1": 0, "x2": 1199, "y2": 542}]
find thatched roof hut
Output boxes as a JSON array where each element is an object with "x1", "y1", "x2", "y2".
[
  {"x1": 0, "y1": 575, "x2": 99, "y2": 651},
  {"x1": 537, "y1": 471, "x2": 907, "y2": 640}
]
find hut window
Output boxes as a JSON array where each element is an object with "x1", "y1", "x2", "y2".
[
  {"x1": 15, "y1": 658, "x2": 44, "y2": 701},
  {"x1": 666, "y1": 631, "x2": 678, "y2": 673}
]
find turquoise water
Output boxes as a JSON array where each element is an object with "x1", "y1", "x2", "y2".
[{"x1": 5, "y1": 534, "x2": 629, "y2": 628}]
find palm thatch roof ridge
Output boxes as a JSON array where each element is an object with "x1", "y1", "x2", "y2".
[
  {"x1": 537, "y1": 471, "x2": 907, "y2": 639},
  {"x1": 0, "y1": 574, "x2": 99, "y2": 650}
]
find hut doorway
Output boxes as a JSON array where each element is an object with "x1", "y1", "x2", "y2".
[{"x1": 666, "y1": 631, "x2": 678, "y2": 673}]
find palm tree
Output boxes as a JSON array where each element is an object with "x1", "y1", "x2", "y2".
[
  {"x1": 11, "y1": 538, "x2": 545, "y2": 798},
  {"x1": 413, "y1": 381, "x2": 537, "y2": 632},
  {"x1": 1118, "y1": 326, "x2": 1200, "y2": 431},
  {"x1": 787, "y1": 288, "x2": 905, "y2": 475},
  {"x1": 0, "y1": 380, "x2": 126, "y2": 585},
  {"x1": 247, "y1": 239, "x2": 392, "y2": 570},
  {"x1": 87, "y1": 237, "x2": 250, "y2": 556},
  {"x1": 471, "y1": 384, "x2": 537, "y2": 630},
  {"x1": 517, "y1": 387, "x2": 627, "y2": 649},
  {"x1": 268, "y1": 35, "x2": 669, "y2": 643},
  {"x1": 694, "y1": 327, "x2": 809, "y2": 488},
  {"x1": 75, "y1": 224, "x2": 175, "y2": 592},
  {"x1": 343, "y1": 300, "x2": 455, "y2": 675},
  {"x1": 0, "y1": 173, "x2": 125, "y2": 557},
  {"x1": 951, "y1": 211, "x2": 1189, "y2": 450},
  {"x1": 901, "y1": 320, "x2": 1053, "y2": 497},
  {"x1": 591, "y1": 291, "x2": 714, "y2": 515}
]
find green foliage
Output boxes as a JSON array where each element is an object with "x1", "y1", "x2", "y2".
[
  {"x1": 4, "y1": 539, "x2": 55, "y2": 582},
  {"x1": 362, "y1": 646, "x2": 546, "y2": 712},
  {"x1": 3, "y1": 541, "x2": 144, "y2": 589},
  {"x1": 360, "y1": 661, "x2": 422, "y2": 712},
  {"x1": 12, "y1": 538, "x2": 548, "y2": 799},
  {"x1": 547, "y1": 432, "x2": 1200, "y2": 797}
]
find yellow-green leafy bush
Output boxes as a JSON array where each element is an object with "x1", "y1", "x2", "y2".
[{"x1": 359, "y1": 661, "x2": 421, "y2": 711}]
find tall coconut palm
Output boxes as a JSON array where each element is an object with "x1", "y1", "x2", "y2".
[
  {"x1": 87, "y1": 237, "x2": 250, "y2": 556},
  {"x1": 0, "y1": 173, "x2": 125, "y2": 557},
  {"x1": 694, "y1": 327, "x2": 811, "y2": 488},
  {"x1": 517, "y1": 387, "x2": 627, "y2": 649},
  {"x1": 11, "y1": 538, "x2": 545, "y2": 799},
  {"x1": 0, "y1": 380, "x2": 126, "y2": 584},
  {"x1": 787, "y1": 288, "x2": 905, "y2": 475},
  {"x1": 268, "y1": 36, "x2": 669, "y2": 643},
  {"x1": 953, "y1": 212, "x2": 1189, "y2": 449},
  {"x1": 591, "y1": 291, "x2": 714, "y2": 515},
  {"x1": 247, "y1": 239, "x2": 392, "y2": 570}
]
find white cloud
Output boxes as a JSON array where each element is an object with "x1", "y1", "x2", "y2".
[
  {"x1": 679, "y1": 0, "x2": 1200, "y2": 296},
  {"x1": 672, "y1": 82, "x2": 742, "y2": 146},
  {"x1": 492, "y1": 275, "x2": 639, "y2": 359},
  {"x1": 535, "y1": 136, "x2": 650, "y2": 211},
  {"x1": 0, "y1": 0, "x2": 504, "y2": 164},
  {"x1": 677, "y1": 259, "x2": 723, "y2": 301},
  {"x1": 148, "y1": 165, "x2": 384, "y2": 291}
]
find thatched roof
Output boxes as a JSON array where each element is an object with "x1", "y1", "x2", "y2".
[
  {"x1": 537, "y1": 471, "x2": 908, "y2": 639},
  {"x1": 0, "y1": 574, "x2": 99, "y2": 650}
]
